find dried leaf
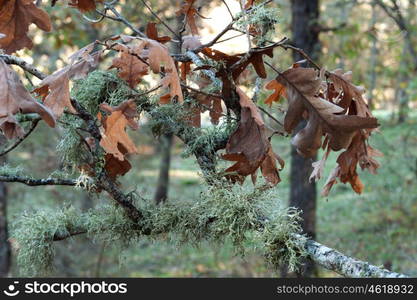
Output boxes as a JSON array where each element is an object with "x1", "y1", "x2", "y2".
[
  {"x1": 0, "y1": 0, "x2": 52, "y2": 54},
  {"x1": 33, "y1": 46, "x2": 100, "y2": 118},
  {"x1": 68, "y1": 0, "x2": 103, "y2": 12},
  {"x1": 276, "y1": 67, "x2": 378, "y2": 157},
  {"x1": 264, "y1": 79, "x2": 285, "y2": 106},
  {"x1": 109, "y1": 43, "x2": 148, "y2": 88},
  {"x1": 141, "y1": 38, "x2": 183, "y2": 103},
  {"x1": 99, "y1": 99, "x2": 138, "y2": 161},
  {"x1": 176, "y1": 0, "x2": 199, "y2": 35},
  {"x1": 0, "y1": 60, "x2": 55, "y2": 139},
  {"x1": 202, "y1": 47, "x2": 274, "y2": 79},
  {"x1": 223, "y1": 88, "x2": 282, "y2": 185},
  {"x1": 146, "y1": 22, "x2": 171, "y2": 44}
]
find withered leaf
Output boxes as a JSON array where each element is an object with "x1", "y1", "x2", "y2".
[
  {"x1": 264, "y1": 79, "x2": 285, "y2": 106},
  {"x1": 146, "y1": 22, "x2": 171, "y2": 44},
  {"x1": 68, "y1": 0, "x2": 103, "y2": 12},
  {"x1": 142, "y1": 38, "x2": 183, "y2": 103},
  {"x1": 33, "y1": 45, "x2": 101, "y2": 118},
  {"x1": 0, "y1": 60, "x2": 55, "y2": 139},
  {"x1": 202, "y1": 47, "x2": 273, "y2": 79},
  {"x1": 0, "y1": 0, "x2": 52, "y2": 54},
  {"x1": 99, "y1": 99, "x2": 139, "y2": 161},
  {"x1": 176, "y1": 0, "x2": 199, "y2": 35},
  {"x1": 223, "y1": 88, "x2": 283, "y2": 185},
  {"x1": 109, "y1": 43, "x2": 148, "y2": 88},
  {"x1": 276, "y1": 67, "x2": 378, "y2": 157}
]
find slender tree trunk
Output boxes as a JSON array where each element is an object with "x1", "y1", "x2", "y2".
[
  {"x1": 154, "y1": 133, "x2": 174, "y2": 204},
  {"x1": 154, "y1": 11, "x2": 183, "y2": 204},
  {"x1": 0, "y1": 136, "x2": 11, "y2": 277},
  {"x1": 288, "y1": 0, "x2": 320, "y2": 277},
  {"x1": 397, "y1": 45, "x2": 409, "y2": 124},
  {"x1": 368, "y1": 1, "x2": 379, "y2": 110}
]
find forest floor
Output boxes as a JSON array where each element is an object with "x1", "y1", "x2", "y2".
[{"x1": 6, "y1": 111, "x2": 417, "y2": 277}]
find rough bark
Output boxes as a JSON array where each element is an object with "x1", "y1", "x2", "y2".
[
  {"x1": 289, "y1": 0, "x2": 320, "y2": 277},
  {"x1": 298, "y1": 235, "x2": 407, "y2": 278}
]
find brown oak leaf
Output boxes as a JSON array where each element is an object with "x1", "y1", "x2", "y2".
[
  {"x1": 68, "y1": 0, "x2": 103, "y2": 12},
  {"x1": 275, "y1": 67, "x2": 378, "y2": 157},
  {"x1": 0, "y1": 60, "x2": 55, "y2": 139},
  {"x1": 223, "y1": 88, "x2": 283, "y2": 185},
  {"x1": 0, "y1": 0, "x2": 52, "y2": 54},
  {"x1": 264, "y1": 79, "x2": 285, "y2": 106},
  {"x1": 109, "y1": 43, "x2": 148, "y2": 88},
  {"x1": 146, "y1": 22, "x2": 171, "y2": 44},
  {"x1": 33, "y1": 45, "x2": 101, "y2": 118},
  {"x1": 99, "y1": 99, "x2": 139, "y2": 161},
  {"x1": 176, "y1": 0, "x2": 199, "y2": 35}
]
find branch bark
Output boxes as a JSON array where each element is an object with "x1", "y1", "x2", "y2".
[
  {"x1": 298, "y1": 235, "x2": 408, "y2": 278},
  {"x1": 0, "y1": 175, "x2": 77, "y2": 187}
]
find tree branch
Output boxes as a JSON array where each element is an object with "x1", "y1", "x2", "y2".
[
  {"x1": 299, "y1": 235, "x2": 408, "y2": 278},
  {"x1": 49, "y1": 220, "x2": 408, "y2": 277},
  {"x1": 0, "y1": 54, "x2": 47, "y2": 79},
  {"x1": 0, "y1": 118, "x2": 41, "y2": 156},
  {"x1": 0, "y1": 175, "x2": 77, "y2": 187}
]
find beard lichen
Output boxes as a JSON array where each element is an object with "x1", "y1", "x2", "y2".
[{"x1": 12, "y1": 182, "x2": 306, "y2": 276}]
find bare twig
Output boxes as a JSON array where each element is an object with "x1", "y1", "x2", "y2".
[
  {"x1": 139, "y1": 0, "x2": 179, "y2": 38},
  {"x1": 0, "y1": 54, "x2": 47, "y2": 79},
  {"x1": 0, "y1": 118, "x2": 41, "y2": 157}
]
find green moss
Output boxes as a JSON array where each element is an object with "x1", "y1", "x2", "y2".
[
  {"x1": 12, "y1": 183, "x2": 305, "y2": 276},
  {"x1": 12, "y1": 206, "x2": 84, "y2": 276},
  {"x1": 236, "y1": 6, "x2": 279, "y2": 46},
  {"x1": 0, "y1": 164, "x2": 25, "y2": 177}
]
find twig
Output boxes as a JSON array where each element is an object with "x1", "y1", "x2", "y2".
[
  {"x1": 257, "y1": 104, "x2": 284, "y2": 127},
  {"x1": 0, "y1": 54, "x2": 47, "y2": 79},
  {"x1": 104, "y1": 4, "x2": 146, "y2": 37},
  {"x1": 221, "y1": 0, "x2": 235, "y2": 20},
  {"x1": 0, "y1": 118, "x2": 41, "y2": 157},
  {"x1": 140, "y1": 0, "x2": 179, "y2": 38}
]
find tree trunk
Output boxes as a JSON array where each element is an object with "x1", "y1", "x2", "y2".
[
  {"x1": 288, "y1": 0, "x2": 320, "y2": 277},
  {"x1": 0, "y1": 136, "x2": 11, "y2": 277},
  {"x1": 153, "y1": 12, "x2": 183, "y2": 204},
  {"x1": 154, "y1": 133, "x2": 173, "y2": 204},
  {"x1": 367, "y1": 0, "x2": 378, "y2": 110}
]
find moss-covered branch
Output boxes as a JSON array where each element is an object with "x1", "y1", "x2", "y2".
[
  {"x1": 0, "y1": 175, "x2": 77, "y2": 187},
  {"x1": 299, "y1": 236, "x2": 408, "y2": 278}
]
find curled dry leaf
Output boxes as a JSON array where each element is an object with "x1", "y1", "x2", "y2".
[
  {"x1": 276, "y1": 67, "x2": 378, "y2": 157},
  {"x1": 223, "y1": 88, "x2": 283, "y2": 185},
  {"x1": 264, "y1": 79, "x2": 285, "y2": 107},
  {"x1": 33, "y1": 44, "x2": 101, "y2": 118},
  {"x1": 68, "y1": 0, "x2": 103, "y2": 12},
  {"x1": 187, "y1": 93, "x2": 223, "y2": 127},
  {"x1": 109, "y1": 43, "x2": 148, "y2": 88},
  {"x1": 176, "y1": 0, "x2": 199, "y2": 35},
  {"x1": 274, "y1": 65, "x2": 381, "y2": 195},
  {"x1": 99, "y1": 99, "x2": 139, "y2": 161},
  {"x1": 0, "y1": 60, "x2": 55, "y2": 139},
  {"x1": 146, "y1": 22, "x2": 171, "y2": 44},
  {"x1": 114, "y1": 35, "x2": 183, "y2": 103},
  {"x1": 0, "y1": 0, "x2": 52, "y2": 54},
  {"x1": 202, "y1": 47, "x2": 274, "y2": 79}
]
